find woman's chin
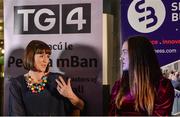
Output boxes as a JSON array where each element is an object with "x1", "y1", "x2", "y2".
[{"x1": 122, "y1": 68, "x2": 128, "y2": 71}]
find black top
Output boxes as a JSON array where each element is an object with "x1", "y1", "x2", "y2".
[{"x1": 8, "y1": 72, "x2": 73, "y2": 116}]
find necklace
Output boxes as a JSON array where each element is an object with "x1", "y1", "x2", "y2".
[{"x1": 25, "y1": 75, "x2": 48, "y2": 93}]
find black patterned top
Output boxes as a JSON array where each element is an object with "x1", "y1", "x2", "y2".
[{"x1": 8, "y1": 72, "x2": 73, "y2": 116}]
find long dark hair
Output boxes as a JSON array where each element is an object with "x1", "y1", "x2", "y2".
[{"x1": 116, "y1": 36, "x2": 162, "y2": 115}]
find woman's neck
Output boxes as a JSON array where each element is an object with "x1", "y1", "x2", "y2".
[{"x1": 28, "y1": 70, "x2": 45, "y2": 82}]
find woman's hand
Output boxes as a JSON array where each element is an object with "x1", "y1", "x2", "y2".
[
  {"x1": 56, "y1": 76, "x2": 74, "y2": 98},
  {"x1": 56, "y1": 76, "x2": 84, "y2": 110}
]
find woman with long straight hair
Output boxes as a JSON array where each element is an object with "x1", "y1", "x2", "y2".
[{"x1": 109, "y1": 36, "x2": 174, "y2": 115}]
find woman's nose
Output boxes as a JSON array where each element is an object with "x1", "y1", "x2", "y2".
[{"x1": 43, "y1": 57, "x2": 49, "y2": 63}]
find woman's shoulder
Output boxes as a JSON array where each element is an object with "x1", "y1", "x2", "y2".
[
  {"x1": 160, "y1": 77, "x2": 173, "y2": 88},
  {"x1": 158, "y1": 77, "x2": 174, "y2": 95},
  {"x1": 112, "y1": 78, "x2": 121, "y2": 90},
  {"x1": 47, "y1": 72, "x2": 64, "y2": 80},
  {"x1": 9, "y1": 75, "x2": 25, "y2": 84},
  {"x1": 111, "y1": 78, "x2": 121, "y2": 95},
  {"x1": 48, "y1": 72, "x2": 67, "y2": 81},
  {"x1": 48, "y1": 72, "x2": 64, "y2": 77},
  {"x1": 113, "y1": 78, "x2": 121, "y2": 88},
  {"x1": 8, "y1": 74, "x2": 26, "y2": 90}
]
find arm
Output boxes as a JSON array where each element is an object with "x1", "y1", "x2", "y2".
[
  {"x1": 153, "y1": 78, "x2": 175, "y2": 116},
  {"x1": 9, "y1": 78, "x2": 26, "y2": 115},
  {"x1": 56, "y1": 76, "x2": 84, "y2": 111}
]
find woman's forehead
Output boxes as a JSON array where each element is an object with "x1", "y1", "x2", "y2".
[{"x1": 122, "y1": 41, "x2": 128, "y2": 50}]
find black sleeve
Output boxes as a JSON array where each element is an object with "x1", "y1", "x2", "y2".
[
  {"x1": 9, "y1": 78, "x2": 26, "y2": 115},
  {"x1": 63, "y1": 96, "x2": 87, "y2": 116},
  {"x1": 63, "y1": 97, "x2": 73, "y2": 115},
  {"x1": 47, "y1": 73, "x2": 73, "y2": 115},
  {"x1": 48, "y1": 72, "x2": 86, "y2": 115},
  {"x1": 72, "y1": 89, "x2": 87, "y2": 115}
]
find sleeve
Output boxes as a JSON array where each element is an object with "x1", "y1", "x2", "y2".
[
  {"x1": 153, "y1": 78, "x2": 175, "y2": 116},
  {"x1": 108, "y1": 80, "x2": 121, "y2": 116},
  {"x1": 64, "y1": 83, "x2": 87, "y2": 116},
  {"x1": 48, "y1": 72, "x2": 86, "y2": 115},
  {"x1": 70, "y1": 90, "x2": 87, "y2": 116},
  {"x1": 8, "y1": 78, "x2": 26, "y2": 115},
  {"x1": 63, "y1": 97, "x2": 74, "y2": 115},
  {"x1": 47, "y1": 73, "x2": 74, "y2": 115}
]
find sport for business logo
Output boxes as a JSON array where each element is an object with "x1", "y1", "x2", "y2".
[{"x1": 128, "y1": 0, "x2": 166, "y2": 33}]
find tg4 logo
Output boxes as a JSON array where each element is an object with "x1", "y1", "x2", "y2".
[{"x1": 14, "y1": 4, "x2": 91, "y2": 34}]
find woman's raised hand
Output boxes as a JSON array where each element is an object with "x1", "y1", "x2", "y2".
[{"x1": 56, "y1": 76, "x2": 74, "y2": 99}]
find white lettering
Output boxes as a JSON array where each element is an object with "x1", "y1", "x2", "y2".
[
  {"x1": 172, "y1": 13, "x2": 180, "y2": 22},
  {"x1": 34, "y1": 8, "x2": 56, "y2": 31},
  {"x1": 66, "y1": 7, "x2": 86, "y2": 31},
  {"x1": 17, "y1": 9, "x2": 35, "y2": 31},
  {"x1": 171, "y1": 2, "x2": 178, "y2": 11}
]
